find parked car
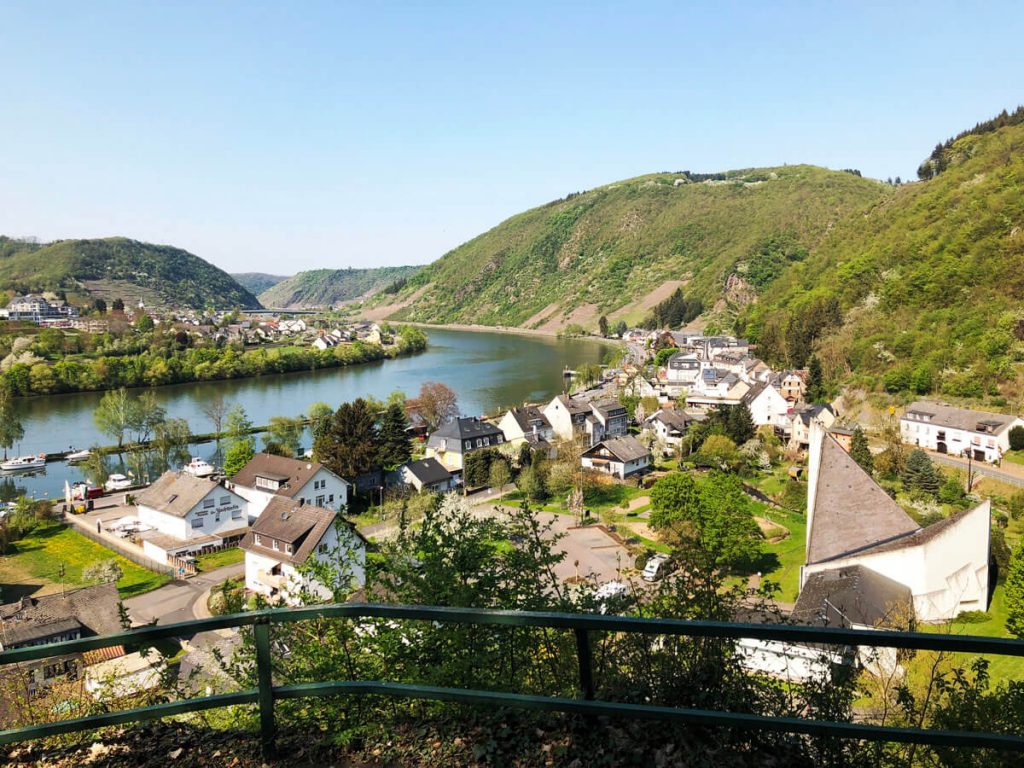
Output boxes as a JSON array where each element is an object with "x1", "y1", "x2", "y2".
[
  {"x1": 642, "y1": 553, "x2": 671, "y2": 582},
  {"x1": 594, "y1": 580, "x2": 631, "y2": 614}
]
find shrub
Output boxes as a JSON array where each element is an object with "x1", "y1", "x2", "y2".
[{"x1": 1010, "y1": 425, "x2": 1024, "y2": 452}]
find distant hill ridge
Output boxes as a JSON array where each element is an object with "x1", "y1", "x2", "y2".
[
  {"x1": 0, "y1": 236, "x2": 260, "y2": 310},
  {"x1": 259, "y1": 265, "x2": 424, "y2": 309},
  {"x1": 232, "y1": 272, "x2": 289, "y2": 296}
]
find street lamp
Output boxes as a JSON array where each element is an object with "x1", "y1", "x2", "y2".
[{"x1": 961, "y1": 448, "x2": 976, "y2": 493}]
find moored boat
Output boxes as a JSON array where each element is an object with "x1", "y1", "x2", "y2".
[
  {"x1": 1, "y1": 454, "x2": 46, "y2": 472},
  {"x1": 104, "y1": 473, "x2": 133, "y2": 492},
  {"x1": 183, "y1": 456, "x2": 215, "y2": 477},
  {"x1": 66, "y1": 448, "x2": 92, "y2": 463}
]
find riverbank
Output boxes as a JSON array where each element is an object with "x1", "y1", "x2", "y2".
[
  {"x1": 4, "y1": 327, "x2": 428, "y2": 398},
  {"x1": 402, "y1": 321, "x2": 622, "y2": 347}
]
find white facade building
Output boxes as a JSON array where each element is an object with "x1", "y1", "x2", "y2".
[
  {"x1": 241, "y1": 496, "x2": 366, "y2": 605},
  {"x1": 802, "y1": 424, "x2": 990, "y2": 623},
  {"x1": 135, "y1": 472, "x2": 251, "y2": 563},
  {"x1": 229, "y1": 453, "x2": 351, "y2": 517},
  {"x1": 900, "y1": 401, "x2": 1024, "y2": 463}
]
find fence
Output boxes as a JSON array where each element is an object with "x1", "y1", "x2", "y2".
[
  {"x1": 1, "y1": 604, "x2": 1024, "y2": 758},
  {"x1": 66, "y1": 519, "x2": 175, "y2": 577}
]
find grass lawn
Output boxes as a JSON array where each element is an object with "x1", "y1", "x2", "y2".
[
  {"x1": 0, "y1": 520, "x2": 170, "y2": 599},
  {"x1": 1002, "y1": 450, "x2": 1024, "y2": 466},
  {"x1": 757, "y1": 509, "x2": 806, "y2": 603},
  {"x1": 926, "y1": 584, "x2": 1024, "y2": 683},
  {"x1": 195, "y1": 547, "x2": 245, "y2": 572}
]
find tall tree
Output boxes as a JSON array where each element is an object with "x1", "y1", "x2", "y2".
[
  {"x1": 598, "y1": 315, "x2": 609, "y2": 337},
  {"x1": 850, "y1": 427, "x2": 874, "y2": 475},
  {"x1": 307, "y1": 402, "x2": 334, "y2": 442},
  {"x1": 201, "y1": 393, "x2": 228, "y2": 438},
  {"x1": 314, "y1": 398, "x2": 380, "y2": 479},
  {"x1": 727, "y1": 402, "x2": 756, "y2": 445},
  {"x1": 223, "y1": 404, "x2": 256, "y2": 477},
  {"x1": 805, "y1": 355, "x2": 824, "y2": 403},
  {"x1": 152, "y1": 417, "x2": 192, "y2": 470},
  {"x1": 410, "y1": 381, "x2": 459, "y2": 433},
  {"x1": 1006, "y1": 543, "x2": 1024, "y2": 638},
  {"x1": 264, "y1": 416, "x2": 305, "y2": 458},
  {"x1": 0, "y1": 386, "x2": 25, "y2": 459},
  {"x1": 904, "y1": 448, "x2": 941, "y2": 497},
  {"x1": 93, "y1": 388, "x2": 134, "y2": 449},
  {"x1": 377, "y1": 401, "x2": 412, "y2": 468}
]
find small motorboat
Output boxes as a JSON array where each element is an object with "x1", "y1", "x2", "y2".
[
  {"x1": 183, "y1": 457, "x2": 215, "y2": 477},
  {"x1": 66, "y1": 448, "x2": 92, "y2": 463},
  {"x1": 1, "y1": 454, "x2": 46, "y2": 472},
  {"x1": 104, "y1": 473, "x2": 133, "y2": 492}
]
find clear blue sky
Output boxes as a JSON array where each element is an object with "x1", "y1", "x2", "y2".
[{"x1": 1, "y1": 1, "x2": 1021, "y2": 274}]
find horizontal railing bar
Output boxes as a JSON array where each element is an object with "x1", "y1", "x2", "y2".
[
  {"x1": 4, "y1": 603, "x2": 1024, "y2": 667},
  {"x1": 274, "y1": 680, "x2": 1024, "y2": 752},
  {"x1": 0, "y1": 690, "x2": 258, "y2": 746}
]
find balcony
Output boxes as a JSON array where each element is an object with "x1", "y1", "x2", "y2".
[{"x1": 1, "y1": 604, "x2": 1023, "y2": 764}]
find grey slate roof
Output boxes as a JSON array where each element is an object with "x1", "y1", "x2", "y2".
[
  {"x1": 792, "y1": 565, "x2": 912, "y2": 629},
  {"x1": 807, "y1": 434, "x2": 920, "y2": 565},
  {"x1": 646, "y1": 410, "x2": 695, "y2": 432},
  {"x1": 506, "y1": 405, "x2": 551, "y2": 433},
  {"x1": 403, "y1": 457, "x2": 453, "y2": 486},
  {"x1": 0, "y1": 584, "x2": 122, "y2": 649},
  {"x1": 136, "y1": 471, "x2": 220, "y2": 518},
  {"x1": 667, "y1": 352, "x2": 701, "y2": 370},
  {"x1": 583, "y1": 435, "x2": 650, "y2": 463},
  {"x1": 428, "y1": 417, "x2": 504, "y2": 445},
  {"x1": 552, "y1": 394, "x2": 592, "y2": 416},
  {"x1": 591, "y1": 399, "x2": 627, "y2": 418},
  {"x1": 903, "y1": 401, "x2": 1018, "y2": 436}
]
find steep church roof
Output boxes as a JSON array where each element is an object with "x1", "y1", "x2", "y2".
[{"x1": 806, "y1": 433, "x2": 920, "y2": 565}]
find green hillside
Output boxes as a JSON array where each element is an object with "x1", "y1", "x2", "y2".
[
  {"x1": 0, "y1": 237, "x2": 260, "y2": 310},
  {"x1": 372, "y1": 166, "x2": 890, "y2": 331},
  {"x1": 259, "y1": 265, "x2": 423, "y2": 308},
  {"x1": 232, "y1": 272, "x2": 289, "y2": 295},
  {"x1": 745, "y1": 118, "x2": 1024, "y2": 400}
]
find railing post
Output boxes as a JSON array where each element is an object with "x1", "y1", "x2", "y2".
[
  {"x1": 254, "y1": 617, "x2": 276, "y2": 759},
  {"x1": 574, "y1": 628, "x2": 595, "y2": 700}
]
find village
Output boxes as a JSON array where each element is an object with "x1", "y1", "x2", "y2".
[{"x1": 3, "y1": 322, "x2": 1023, "y2": 720}]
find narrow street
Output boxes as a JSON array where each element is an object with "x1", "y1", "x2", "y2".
[
  {"x1": 928, "y1": 451, "x2": 1024, "y2": 489},
  {"x1": 124, "y1": 562, "x2": 244, "y2": 627}
]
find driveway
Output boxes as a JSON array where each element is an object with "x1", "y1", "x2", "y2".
[
  {"x1": 124, "y1": 562, "x2": 244, "y2": 627},
  {"x1": 928, "y1": 451, "x2": 1024, "y2": 489}
]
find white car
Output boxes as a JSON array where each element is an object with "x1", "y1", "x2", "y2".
[
  {"x1": 594, "y1": 581, "x2": 630, "y2": 614},
  {"x1": 642, "y1": 554, "x2": 671, "y2": 582}
]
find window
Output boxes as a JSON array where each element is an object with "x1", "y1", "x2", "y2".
[
  {"x1": 220, "y1": 495, "x2": 231, "y2": 506},
  {"x1": 285, "y1": 544, "x2": 293, "y2": 554},
  {"x1": 203, "y1": 499, "x2": 215, "y2": 509},
  {"x1": 232, "y1": 508, "x2": 242, "y2": 519},
  {"x1": 215, "y1": 511, "x2": 221, "y2": 522},
  {"x1": 254, "y1": 534, "x2": 261, "y2": 545},
  {"x1": 329, "y1": 494, "x2": 334, "y2": 503},
  {"x1": 272, "y1": 540, "x2": 279, "y2": 551},
  {"x1": 191, "y1": 517, "x2": 204, "y2": 529}
]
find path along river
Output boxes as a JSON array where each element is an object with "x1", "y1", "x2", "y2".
[{"x1": 2, "y1": 328, "x2": 609, "y2": 500}]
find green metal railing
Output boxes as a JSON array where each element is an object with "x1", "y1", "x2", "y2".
[{"x1": 2, "y1": 603, "x2": 1023, "y2": 757}]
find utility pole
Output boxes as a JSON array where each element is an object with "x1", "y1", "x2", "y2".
[{"x1": 59, "y1": 562, "x2": 65, "y2": 598}]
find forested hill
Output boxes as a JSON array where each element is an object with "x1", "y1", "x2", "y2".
[
  {"x1": 232, "y1": 272, "x2": 289, "y2": 295},
  {"x1": 745, "y1": 117, "x2": 1024, "y2": 400},
  {"x1": 0, "y1": 237, "x2": 261, "y2": 310},
  {"x1": 368, "y1": 165, "x2": 890, "y2": 332},
  {"x1": 258, "y1": 265, "x2": 423, "y2": 308}
]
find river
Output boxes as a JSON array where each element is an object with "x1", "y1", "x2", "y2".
[{"x1": 2, "y1": 328, "x2": 609, "y2": 500}]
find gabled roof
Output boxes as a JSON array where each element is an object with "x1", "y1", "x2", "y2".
[
  {"x1": 136, "y1": 471, "x2": 222, "y2": 517},
  {"x1": 807, "y1": 434, "x2": 920, "y2": 565},
  {"x1": 792, "y1": 565, "x2": 912, "y2": 629},
  {"x1": 403, "y1": 457, "x2": 452, "y2": 485},
  {"x1": 506, "y1": 406, "x2": 552, "y2": 433},
  {"x1": 902, "y1": 401, "x2": 1019, "y2": 436},
  {"x1": 429, "y1": 417, "x2": 504, "y2": 442},
  {"x1": 646, "y1": 409, "x2": 695, "y2": 432},
  {"x1": 855, "y1": 502, "x2": 989, "y2": 557},
  {"x1": 583, "y1": 435, "x2": 650, "y2": 463},
  {"x1": 232, "y1": 453, "x2": 348, "y2": 496},
  {"x1": 550, "y1": 394, "x2": 592, "y2": 416},
  {"x1": 0, "y1": 584, "x2": 121, "y2": 649},
  {"x1": 240, "y1": 497, "x2": 361, "y2": 565}
]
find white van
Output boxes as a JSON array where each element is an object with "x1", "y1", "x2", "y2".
[{"x1": 642, "y1": 554, "x2": 670, "y2": 582}]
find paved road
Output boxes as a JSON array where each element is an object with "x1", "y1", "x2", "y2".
[
  {"x1": 125, "y1": 562, "x2": 244, "y2": 627},
  {"x1": 929, "y1": 452, "x2": 1024, "y2": 489}
]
